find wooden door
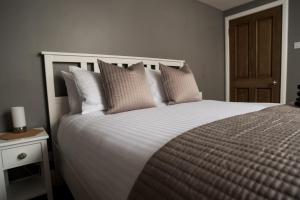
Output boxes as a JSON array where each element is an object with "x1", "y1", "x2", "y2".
[{"x1": 229, "y1": 6, "x2": 282, "y2": 103}]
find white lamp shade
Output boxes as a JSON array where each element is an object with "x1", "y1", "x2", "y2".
[{"x1": 11, "y1": 107, "x2": 27, "y2": 128}]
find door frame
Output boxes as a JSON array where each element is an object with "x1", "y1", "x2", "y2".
[{"x1": 225, "y1": 0, "x2": 289, "y2": 104}]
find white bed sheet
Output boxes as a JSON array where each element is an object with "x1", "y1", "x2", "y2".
[{"x1": 57, "y1": 100, "x2": 277, "y2": 200}]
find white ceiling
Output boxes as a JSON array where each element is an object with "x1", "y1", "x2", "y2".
[{"x1": 197, "y1": 0, "x2": 254, "y2": 11}]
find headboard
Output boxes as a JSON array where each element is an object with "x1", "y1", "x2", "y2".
[{"x1": 42, "y1": 51, "x2": 185, "y2": 137}]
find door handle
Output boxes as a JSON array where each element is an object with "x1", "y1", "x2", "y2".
[{"x1": 272, "y1": 80, "x2": 278, "y2": 85}]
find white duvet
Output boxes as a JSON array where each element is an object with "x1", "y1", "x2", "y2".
[{"x1": 57, "y1": 100, "x2": 277, "y2": 200}]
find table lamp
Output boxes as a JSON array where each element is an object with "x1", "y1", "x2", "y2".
[{"x1": 11, "y1": 107, "x2": 27, "y2": 133}]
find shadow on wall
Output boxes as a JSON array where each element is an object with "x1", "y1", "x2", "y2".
[{"x1": 1, "y1": 110, "x2": 12, "y2": 132}]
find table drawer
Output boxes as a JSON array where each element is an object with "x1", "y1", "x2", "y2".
[{"x1": 1, "y1": 143, "x2": 42, "y2": 169}]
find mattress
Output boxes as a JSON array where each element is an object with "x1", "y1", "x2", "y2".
[{"x1": 57, "y1": 100, "x2": 277, "y2": 200}]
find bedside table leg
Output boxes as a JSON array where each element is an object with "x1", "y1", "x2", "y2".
[
  {"x1": 4, "y1": 171, "x2": 9, "y2": 186},
  {"x1": 0, "y1": 170, "x2": 7, "y2": 200},
  {"x1": 41, "y1": 141, "x2": 53, "y2": 200}
]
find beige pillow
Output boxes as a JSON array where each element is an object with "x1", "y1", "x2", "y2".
[
  {"x1": 98, "y1": 60, "x2": 156, "y2": 114},
  {"x1": 160, "y1": 63, "x2": 201, "y2": 104}
]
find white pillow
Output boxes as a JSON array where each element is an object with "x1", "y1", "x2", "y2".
[
  {"x1": 61, "y1": 71, "x2": 82, "y2": 114},
  {"x1": 145, "y1": 68, "x2": 167, "y2": 106},
  {"x1": 69, "y1": 66, "x2": 106, "y2": 114}
]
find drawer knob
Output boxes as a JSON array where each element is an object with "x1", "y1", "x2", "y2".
[{"x1": 17, "y1": 153, "x2": 27, "y2": 160}]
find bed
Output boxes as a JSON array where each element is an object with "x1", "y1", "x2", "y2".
[
  {"x1": 57, "y1": 100, "x2": 277, "y2": 200},
  {"x1": 42, "y1": 52, "x2": 300, "y2": 200},
  {"x1": 42, "y1": 51, "x2": 186, "y2": 199}
]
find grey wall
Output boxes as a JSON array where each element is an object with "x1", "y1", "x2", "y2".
[
  {"x1": 225, "y1": 0, "x2": 300, "y2": 103},
  {"x1": 0, "y1": 0, "x2": 224, "y2": 132}
]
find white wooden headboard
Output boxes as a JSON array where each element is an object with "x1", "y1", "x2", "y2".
[{"x1": 42, "y1": 51, "x2": 185, "y2": 137}]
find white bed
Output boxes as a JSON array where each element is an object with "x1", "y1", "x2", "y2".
[
  {"x1": 57, "y1": 100, "x2": 276, "y2": 200},
  {"x1": 42, "y1": 52, "x2": 278, "y2": 200}
]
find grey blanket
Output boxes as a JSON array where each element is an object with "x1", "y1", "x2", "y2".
[{"x1": 128, "y1": 105, "x2": 300, "y2": 200}]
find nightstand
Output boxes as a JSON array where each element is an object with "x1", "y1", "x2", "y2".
[{"x1": 0, "y1": 128, "x2": 53, "y2": 200}]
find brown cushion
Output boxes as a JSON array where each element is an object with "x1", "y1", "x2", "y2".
[
  {"x1": 160, "y1": 63, "x2": 201, "y2": 104},
  {"x1": 98, "y1": 60, "x2": 156, "y2": 114}
]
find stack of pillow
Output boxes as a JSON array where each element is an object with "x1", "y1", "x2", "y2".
[
  {"x1": 295, "y1": 84, "x2": 300, "y2": 107},
  {"x1": 62, "y1": 60, "x2": 202, "y2": 115}
]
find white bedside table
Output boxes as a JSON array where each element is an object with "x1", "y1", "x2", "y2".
[{"x1": 0, "y1": 128, "x2": 53, "y2": 200}]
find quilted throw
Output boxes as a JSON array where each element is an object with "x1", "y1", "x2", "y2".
[{"x1": 128, "y1": 105, "x2": 300, "y2": 200}]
